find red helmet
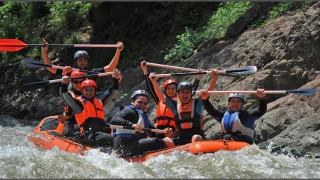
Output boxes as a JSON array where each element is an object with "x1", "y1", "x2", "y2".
[
  {"x1": 80, "y1": 79, "x2": 97, "y2": 89},
  {"x1": 162, "y1": 79, "x2": 178, "y2": 90},
  {"x1": 70, "y1": 71, "x2": 86, "y2": 78}
]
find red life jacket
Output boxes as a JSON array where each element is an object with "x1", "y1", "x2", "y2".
[
  {"x1": 155, "y1": 96, "x2": 176, "y2": 129},
  {"x1": 74, "y1": 96, "x2": 105, "y2": 134}
]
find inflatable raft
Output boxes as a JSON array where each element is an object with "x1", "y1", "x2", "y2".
[{"x1": 28, "y1": 115, "x2": 251, "y2": 163}]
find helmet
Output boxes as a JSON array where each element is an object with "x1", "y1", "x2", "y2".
[
  {"x1": 70, "y1": 71, "x2": 86, "y2": 78},
  {"x1": 228, "y1": 93, "x2": 245, "y2": 103},
  {"x1": 130, "y1": 90, "x2": 149, "y2": 101},
  {"x1": 177, "y1": 81, "x2": 193, "y2": 92},
  {"x1": 163, "y1": 79, "x2": 178, "y2": 90},
  {"x1": 80, "y1": 79, "x2": 97, "y2": 89},
  {"x1": 74, "y1": 50, "x2": 89, "y2": 60}
]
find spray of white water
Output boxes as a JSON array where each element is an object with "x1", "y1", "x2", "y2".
[{"x1": 0, "y1": 117, "x2": 319, "y2": 179}]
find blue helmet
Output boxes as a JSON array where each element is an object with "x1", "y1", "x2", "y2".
[
  {"x1": 228, "y1": 93, "x2": 245, "y2": 103},
  {"x1": 74, "y1": 50, "x2": 89, "y2": 60},
  {"x1": 130, "y1": 90, "x2": 149, "y2": 101}
]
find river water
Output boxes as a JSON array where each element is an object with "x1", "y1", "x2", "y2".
[{"x1": 0, "y1": 116, "x2": 319, "y2": 179}]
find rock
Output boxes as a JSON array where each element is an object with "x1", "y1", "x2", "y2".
[{"x1": 226, "y1": 2, "x2": 276, "y2": 38}]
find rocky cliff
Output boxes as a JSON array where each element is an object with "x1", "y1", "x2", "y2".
[{"x1": 1, "y1": 2, "x2": 319, "y2": 155}]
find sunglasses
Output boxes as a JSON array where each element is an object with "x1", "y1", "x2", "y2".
[{"x1": 72, "y1": 80, "x2": 83, "y2": 85}]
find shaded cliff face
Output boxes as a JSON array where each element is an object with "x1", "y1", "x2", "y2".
[{"x1": 1, "y1": 2, "x2": 319, "y2": 154}]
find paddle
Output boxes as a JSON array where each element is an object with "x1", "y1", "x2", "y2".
[
  {"x1": 153, "y1": 66, "x2": 257, "y2": 78},
  {"x1": 194, "y1": 88, "x2": 317, "y2": 96},
  {"x1": 22, "y1": 58, "x2": 99, "y2": 74},
  {"x1": 0, "y1": 39, "x2": 119, "y2": 51},
  {"x1": 19, "y1": 72, "x2": 115, "y2": 91},
  {"x1": 108, "y1": 124, "x2": 167, "y2": 134}
]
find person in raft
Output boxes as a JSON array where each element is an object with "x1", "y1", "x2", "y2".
[
  {"x1": 60, "y1": 71, "x2": 122, "y2": 152},
  {"x1": 149, "y1": 69, "x2": 219, "y2": 146},
  {"x1": 61, "y1": 69, "x2": 120, "y2": 137},
  {"x1": 41, "y1": 39, "x2": 124, "y2": 76},
  {"x1": 199, "y1": 89, "x2": 267, "y2": 144},
  {"x1": 110, "y1": 90, "x2": 174, "y2": 158},
  {"x1": 140, "y1": 60, "x2": 203, "y2": 139}
]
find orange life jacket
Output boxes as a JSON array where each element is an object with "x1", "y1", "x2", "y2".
[
  {"x1": 174, "y1": 98, "x2": 204, "y2": 132},
  {"x1": 155, "y1": 97, "x2": 176, "y2": 129},
  {"x1": 74, "y1": 96, "x2": 105, "y2": 134}
]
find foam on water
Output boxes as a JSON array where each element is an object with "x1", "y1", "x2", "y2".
[{"x1": 0, "y1": 118, "x2": 319, "y2": 179}]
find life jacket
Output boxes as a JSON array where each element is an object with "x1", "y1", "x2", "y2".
[
  {"x1": 174, "y1": 98, "x2": 203, "y2": 133},
  {"x1": 221, "y1": 111, "x2": 254, "y2": 139},
  {"x1": 74, "y1": 95, "x2": 106, "y2": 135},
  {"x1": 155, "y1": 96, "x2": 176, "y2": 129},
  {"x1": 116, "y1": 105, "x2": 151, "y2": 138}
]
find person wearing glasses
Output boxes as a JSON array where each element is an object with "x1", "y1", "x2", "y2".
[
  {"x1": 199, "y1": 89, "x2": 267, "y2": 144},
  {"x1": 60, "y1": 69, "x2": 121, "y2": 138},
  {"x1": 60, "y1": 72, "x2": 121, "y2": 152}
]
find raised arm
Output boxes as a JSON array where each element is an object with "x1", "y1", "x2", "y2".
[
  {"x1": 149, "y1": 72, "x2": 166, "y2": 103},
  {"x1": 104, "y1": 41, "x2": 124, "y2": 72},
  {"x1": 60, "y1": 76, "x2": 83, "y2": 113},
  {"x1": 205, "y1": 69, "x2": 219, "y2": 91},
  {"x1": 141, "y1": 60, "x2": 159, "y2": 103},
  {"x1": 248, "y1": 89, "x2": 267, "y2": 116},
  {"x1": 100, "y1": 69, "x2": 122, "y2": 106},
  {"x1": 41, "y1": 39, "x2": 57, "y2": 74}
]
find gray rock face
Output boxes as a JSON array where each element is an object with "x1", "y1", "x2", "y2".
[
  {"x1": 1, "y1": 2, "x2": 320, "y2": 154},
  {"x1": 179, "y1": 2, "x2": 320, "y2": 154}
]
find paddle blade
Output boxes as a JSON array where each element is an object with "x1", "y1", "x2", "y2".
[
  {"x1": 226, "y1": 66, "x2": 257, "y2": 75},
  {"x1": 287, "y1": 88, "x2": 317, "y2": 96},
  {"x1": 19, "y1": 78, "x2": 48, "y2": 91},
  {"x1": 0, "y1": 39, "x2": 27, "y2": 51},
  {"x1": 22, "y1": 58, "x2": 50, "y2": 68}
]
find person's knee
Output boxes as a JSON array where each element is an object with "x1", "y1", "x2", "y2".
[
  {"x1": 163, "y1": 137, "x2": 175, "y2": 148},
  {"x1": 139, "y1": 138, "x2": 166, "y2": 151},
  {"x1": 96, "y1": 133, "x2": 114, "y2": 147},
  {"x1": 191, "y1": 134, "x2": 202, "y2": 143}
]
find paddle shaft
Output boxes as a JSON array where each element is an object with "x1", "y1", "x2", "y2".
[
  {"x1": 22, "y1": 58, "x2": 99, "y2": 74},
  {"x1": 195, "y1": 89, "x2": 316, "y2": 95},
  {"x1": 0, "y1": 44, "x2": 119, "y2": 48},
  {"x1": 50, "y1": 72, "x2": 115, "y2": 84},
  {"x1": 146, "y1": 62, "x2": 256, "y2": 76},
  {"x1": 146, "y1": 62, "x2": 200, "y2": 72},
  {"x1": 0, "y1": 39, "x2": 120, "y2": 51},
  {"x1": 195, "y1": 90, "x2": 287, "y2": 94},
  {"x1": 154, "y1": 71, "x2": 217, "y2": 78},
  {"x1": 110, "y1": 125, "x2": 167, "y2": 133}
]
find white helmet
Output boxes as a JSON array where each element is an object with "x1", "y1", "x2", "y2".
[{"x1": 228, "y1": 93, "x2": 244, "y2": 103}]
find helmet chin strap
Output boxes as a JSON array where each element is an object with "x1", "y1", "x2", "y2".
[{"x1": 178, "y1": 95, "x2": 193, "y2": 106}]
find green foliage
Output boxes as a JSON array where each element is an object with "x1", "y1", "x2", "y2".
[
  {"x1": 0, "y1": 1, "x2": 94, "y2": 73},
  {"x1": 46, "y1": 2, "x2": 93, "y2": 41},
  {"x1": 251, "y1": 2, "x2": 315, "y2": 29},
  {"x1": 66, "y1": 33, "x2": 81, "y2": 44},
  {"x1": 0, "y1": 2, "x2": 46, "y2": 62},
  {"x1": 204, "y1": 2, "x2": 254, "y2": 38},
  {"x1": 164, "y1": 28, "x2": 195, "y2": 62},
  {"x1": 164, "y1": 2, "x2": 254, "y2": 62},
  {"x1": 120, "y1": 93, "x2": 128, "y2": 99},
  {"x1": 269, "y1": 2, "x2": 295, "y2": 18}
]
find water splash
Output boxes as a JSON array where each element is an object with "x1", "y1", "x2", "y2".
[{"x1": 0, "y1": 117, "x2": 319, "y2": 179}]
